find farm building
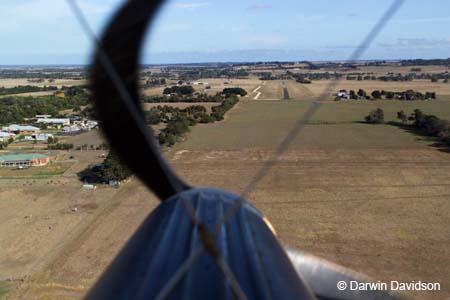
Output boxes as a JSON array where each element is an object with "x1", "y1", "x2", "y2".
[
  {"x1": 36, "y1": 118, "x2": 70, "y2": 126},
  {"x1": 337, "y1": 90, "x2": 350, "y2": 99},
  {"x1": 0, "y1": 153, "x2": 50, "y2": 168},
  {"x1": 2, "y1": 125, "x2": 40, "y2": 134},
  {"x1": 73, "y1": 120, "x2": 98, "y2": 130},
  {"x1": 24, "y1": 133, "x2": 54, "y2": 141},
  {"x1": 0, "y1": 132, "x2": 16, "y2": 142},
  {"x1": 62, "y1": 125, "x2": 82, "y2": 134},
  {"x1": 35, "y1": 114, "x2": 52, "y2": 119}
]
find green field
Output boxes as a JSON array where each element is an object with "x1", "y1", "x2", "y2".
[
  {"x1": 177, "y1": 99, "x2": 450, "y2": 150},
  {"x1": 0, "y1": 282, "x2": 9, "y2": 300},
  {"x1": 0, "y1": 162, "x2": 73, "y2": 179}
]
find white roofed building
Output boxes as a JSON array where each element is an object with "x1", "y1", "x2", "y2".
[
  {"x1": 0, "y1": 131, "x2": 16, "y2": 142},
  {"x1": 36, "y1": 118, "x2": 70, "y2": 126},
  {"x1": 2, "y1": 125, "x2": 40, "y2": 134}
]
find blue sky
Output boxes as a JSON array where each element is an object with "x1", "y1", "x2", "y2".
[{"x1": 0, "y1": 0, "x2": 449, "y2": 64}]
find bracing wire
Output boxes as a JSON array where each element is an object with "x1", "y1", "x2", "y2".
[{"x1": 66, "y1": 0, "x2": 405, "y2": 299}]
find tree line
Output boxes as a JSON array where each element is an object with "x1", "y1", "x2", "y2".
[
  {"x1": 157, "y1": 95, "x2": 240, "y2": 146},
  {"x1": 0, "y1": 85, "x2": 59, "y2": 96},
  {"x1": 0, "y1": 87, "x2": 90, "y2": 125},
  {"x1": 337, "y1": 89, "x2": 436, "y2": 101},
  {"x1": 397, "y1": 109, "x2": 449, "y2": 146},
  {"x1": 83, "y1": 92, "x2": 242, "y2": 182},
  {"x1": 288, "y1": 71, "x2": 450, "y2": 83},
  {"x1": 143, "y1": 93, "x2": 223, "y2": 103},
  {"x1": 364, "y1": 108, "x2": 450, "y2": 147}
]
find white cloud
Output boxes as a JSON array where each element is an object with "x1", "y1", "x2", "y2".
[
  {"x1": 248, "y1": 2, "x2": 273, "y2": 11},
  {"x1": 172, "y1": 2, "x2": 210, "y2": 9},
  {"x1": 379, "y1": 38, "x2": 450, "y2": 49},
  {"x1": 393, "y1": 17, "x2": 450, "y2": 24},
  {"x1": 0, "y1": 0, "x2": 112, "y2": 20}
]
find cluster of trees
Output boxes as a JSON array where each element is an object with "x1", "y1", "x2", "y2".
[
  {"x1": 222, "y1": 87, "x2": 247, "y2": 97},
  {"x1": 400, "y1": 58, "x2": 450, "y2": 66},
  {"x1": 145, "y1": 78, "x2": 166, "y2": 87},
  {"x1": 0, "y1": 94, "x2": 90, "y2": 125},
  {"x1": 75, "y1": 143, "x2": 108, "y2": 151},
  {"x1": 371, "y1": 90, "x2": 436, "y2": 100},
  {"x1": 95, "y1": 152, "x2": 132, "y2": 182},
  {"x1": 144, "y1": 87, "x2": 247, "y2": 104},
  {"x1": 337, "y1": 89, "x2": 436, "y2": 101},
  {"x1": 347, "y1": 72, "x2": 450, "y2": 82},
  {"x1": 0, "y1": 85, "x2": 58, "y2": 96},
  {"x1": 47, "y1": 143, "x2": 74, "y2": 150},
  {"x1": 292, "y1": 72, "x2": 342, "y2": 83},
  {"x1": 0, "y1": 139, "x2": 12, "y2": 149},
  {"x1": 364, "y1": 108, "x2": 450, "y2": 146},
  {"x1": 61, "y1": 85, "x2": 90, "y2": 99},
  {"x1": 255, "y1": 72, "x2": 276, "y2": 80},
  {"x1": 143, "y1": 93, "x2": 223, "y2": 103},
  {"x1": 365, "y1": 108, "x2": 385, "y2": 124},
  {"x1": 296, "y1": 78, "x2": 311, "y2": 84},
  {"x1": 163, "y1": 85, "x2": 195, "y2": 96},
  {"x1": 177, "y1": 68, "x2": 249, "y2": 81},
  {"x1": 396, "y1": 109, "x2": 450, "y2": 146},
  {"x1": 157, "y1": 95, "x2": 239, "y2": 146},
  {"x1": 0, "y1": 142, "x2": 8, "y2": 149},
  {"x1": 145, "y1": 105, "x2": 208, "y2": 125},
  {"x1": 210, "y1": 96, "x2": 239, "y2": 121},
  {"x1": 158, "y1": 114, "x2": 196, "y2": 146}
]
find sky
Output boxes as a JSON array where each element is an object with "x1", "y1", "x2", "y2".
[{"x1": 0, "y1": 0, "x2": 449, "y2": 65}]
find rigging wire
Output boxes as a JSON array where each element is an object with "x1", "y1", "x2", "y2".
[{"x1": 65, "y1": 0, "x2": 405, "y2": 299}]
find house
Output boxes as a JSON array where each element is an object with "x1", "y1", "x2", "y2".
[
  {"x1": 0, "y1": 132, "x2": 16, "y2": 142},
  {"x1": 24, "y1": 133, "x2": 54, "y2": 142},
  {"x1": 62, "y1": 125, "x2": 82, "y2": 134},
  {"x1": 337, "y1": 90, "x2": 350, "y2": 99},
  {"x1": 33, "y1": 133, "x2": 54, "y2": 141},
  {"x1": 2, "y1": 125, "x2": 40, "y2": 135},
  {"x1": 36, "y1": 118, "x2": 71, "y2": 126},
  {"x1": 0, "y1": 153, "x2": 50, "y2": 168},
  {"x1": 72, "y1": 120, "x2": 98, "y2": 130},
  {"x1": 35, "y1": 114, "x2": 52, "y2": 119}
]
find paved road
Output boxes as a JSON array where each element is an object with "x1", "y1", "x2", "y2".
[{"x1": 281, "y1": 81, "x2": 290, "y2": 100}]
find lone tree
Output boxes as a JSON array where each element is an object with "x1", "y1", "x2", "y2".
[
  {"x1": 371, "y1": 90, "x2": 382, "y2": 99},
  {"x1": 365, "y1": 108, "x2": 384, "y2": 124},
  {"x1": 98, "y1": 152, "x2": 132, "y2": 182},
  {"x1": 397, "y1": 110, "x2": 408, "y2": 123},
  {"x1": 357, "y1": 89, "x2": 367, "y2": 98},
  {"x1": 222, "y1": 87, "x2": 247, "y2": 97}
]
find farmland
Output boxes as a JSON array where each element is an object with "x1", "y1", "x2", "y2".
[
  {"x1": 167, "y1": 97, "x2": 450, "y2": 300},
  {"x1": 1, "y1": 62, "x2": 450, "y2": 300}
]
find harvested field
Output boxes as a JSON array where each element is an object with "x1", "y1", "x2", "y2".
[
  {"x1": 0, "y1": 79, "x2": 86, "y2": 89},
  {"x1": 0, "y1": 162, "x2": 73, "y2": 179},
  {"x1": 165, "y1": 98, "x2": 450, "y2": 300},
  {"x1": 284, "y1": 80, "x2": 314, "y2": 99},
  {"x1": 0, "y1": 91, "x2": 55, "y2": 98},
  {"x1": 194, "y1": 78, "x2": 261, "y2": 96},
  {"x1": 4, "y1": 179, "x2": 158, "y2": 300},
  {"x1": 2, "y1": 67, "x2": 450, "y2": 300},
  {"x1": 141, "y1": 86, "x2": 166, "y2": 96},
  {"x1": 141, "y1": 78, "x2": 261, "y2": 98},
  {"x1": 257, "y1": 80, "x2": 283, "y2": 100},
  {"x1": 307, "y1": 79, "x2": 450, "y2": 99},
  {"x1": 61, "y1": 130, "x2": 106, "y2": 148},
  {"x1": 168, "y1": 148, "x2": 450, "y2": 300}
]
